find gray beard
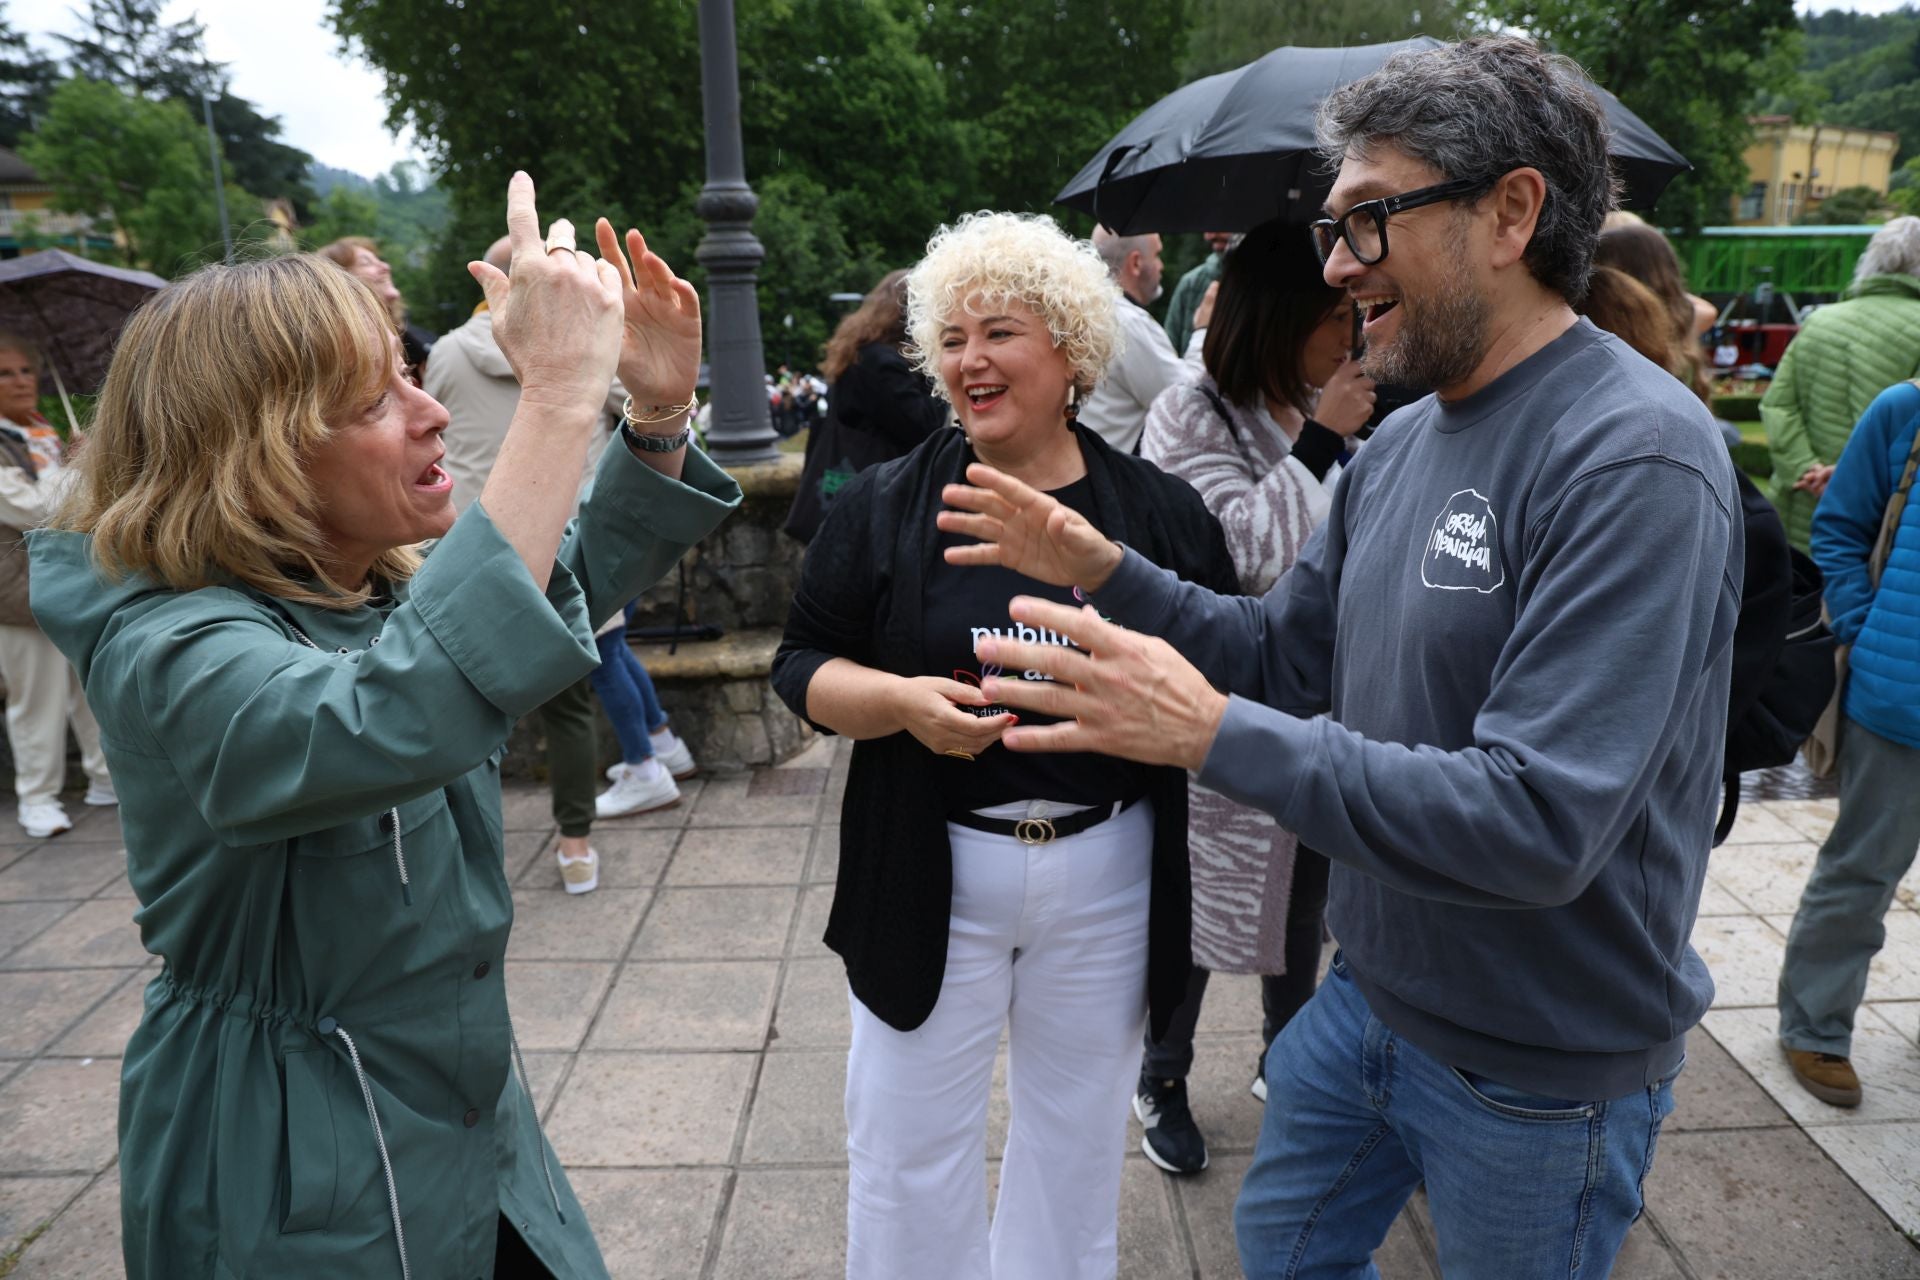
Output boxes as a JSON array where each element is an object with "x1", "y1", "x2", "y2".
[{"x1": 1361, "y1": 242, "x2": 1489, "y2": 393}]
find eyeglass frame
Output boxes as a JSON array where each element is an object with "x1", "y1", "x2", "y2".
[{"x1": 1310, "y1": 175, "x2": 1497, "y2": 267}]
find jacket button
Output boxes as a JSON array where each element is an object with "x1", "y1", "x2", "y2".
[
  {"x1": 379, "y1": 812, "x2": 395, "y2": 834},
  {"x1": 316, "y1": 1016, "x2": 337, "y2": 1036},
  {"x1": 463, "y1": 1107, "x2": 481, "y2": 1128},
  {"x1": 473, "y1": 961, "x2": 490, "y2": 980}
]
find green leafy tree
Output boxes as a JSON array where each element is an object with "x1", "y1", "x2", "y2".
[
  {"x1": 1182, "y1": 0, "x2": 1463, "y2": 79},
  {"x1": 0, "y1": 3, "x2": 60, "y2": 148},
  {"x1": 1469, "y1": 0, "x2": 1804, "y2": 231},
  {"x1": 58, "y1": 0, "x2": 218, "y2": 99},
  {"x1": 19, "y1": 76, "x2": 223, "y2": 274},
  {"x1": 918, "y1": 0, "x2": 1193, "y2": 218},
  {"x1": 1796, "y1": 183, "x2": 1886, "y2": 224}
]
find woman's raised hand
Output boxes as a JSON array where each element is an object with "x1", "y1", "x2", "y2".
[
  {"x1": 467, "y1": 173, "x2": 623, "y2": 414},
  {"x1": 938, "y1": 463, "x2": 1125, "y2": 591},
  {"x1": 594, "y1": 218, "x2": 702, "y2": 411},
  {"x1": 1314, "y1": 358, "x2": 1376, "y2": 437}
]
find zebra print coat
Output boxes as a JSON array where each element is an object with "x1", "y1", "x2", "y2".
[{"x1": 1141, "y1": 374, "x2": 1335, "y2": 973}]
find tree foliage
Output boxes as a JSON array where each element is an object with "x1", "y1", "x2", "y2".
[
  {"x1": 1182, "y1": 0, "x2": 1463, "y2": 80},
  {"x1": 1468, "y1": 0, "x2": 1803, "y2": 231},
  {"x1": 328, "y1": 0, "x2": 1190, "y2": 354},
  {"x1": 19, "y1": 76, "x2": 223, "y2": 274},
  {"x1": 0, "y1": 3, "x2": 60, "y2": 149}
]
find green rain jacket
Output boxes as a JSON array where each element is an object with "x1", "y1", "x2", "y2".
[
  {"x1": 1760, "y1": 273, "x2": 1920, "y2": 549},
  {"x1": 27, "y1": 442, "x2": 740, "y2": 1280}
]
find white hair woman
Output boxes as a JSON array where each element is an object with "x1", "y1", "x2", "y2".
[
  {"x1": 30, "y1": 175, "x2": 739, "y2": 1278},
  {"x1": 771, "y1": 212, "x2": 1237, "y2": 1279},
  {"x1": 0, "y1": 335, "x2": 114, "y2": 837}
]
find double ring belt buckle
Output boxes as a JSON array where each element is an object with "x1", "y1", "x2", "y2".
[{"x1": 1014, "y1": 817, "x2": 1057, "y2": 845}]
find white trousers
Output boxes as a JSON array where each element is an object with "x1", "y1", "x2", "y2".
[
  {"x1": 0, "y1": 623, "x2": 107, "y2": 807},
  {"x1": 845, "y1": 800, "x2": 1154, "y2": 1280}
]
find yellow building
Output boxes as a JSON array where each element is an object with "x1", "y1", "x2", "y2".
[
  {"x1": 0, "y1": 147, "x2": 114, "y2": 258},
  {"x1": 1736, "y1": 117, "x2": 1898, "y2": 225}
]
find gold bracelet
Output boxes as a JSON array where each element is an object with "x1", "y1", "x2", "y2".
[{"x1": 622, "y1": 393, "x2": 699, "y2": 425}]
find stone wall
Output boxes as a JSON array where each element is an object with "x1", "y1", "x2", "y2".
[{"x1": 503, "y1": 449, "x2": 815, "y2": 779}]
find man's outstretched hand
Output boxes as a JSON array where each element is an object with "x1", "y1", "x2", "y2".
[
  {"x1": 939, "y1": 464, "x2": 1126, "y2": 591},
  {"x1": 972, "y1": 597, "x2": 1228, "y2": 773}
]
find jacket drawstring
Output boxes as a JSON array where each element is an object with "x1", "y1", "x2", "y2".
[
  {"x1": 508, "y1": 1017, "x2": 567, "y2": 1225},
  {"x1": 387, "y1": 808, "x2": 413, "y2": 905},
  {"x1": 284, "y1": 623, "x2": 411, "y2": 906},
  {"x1": 330, "y1": 1022, "x2": 411, "y2": 1280}
]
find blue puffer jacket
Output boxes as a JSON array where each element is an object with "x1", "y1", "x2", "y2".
[{"x1": 1812, "y1": 380, "x2": 1920, "y2": 748}]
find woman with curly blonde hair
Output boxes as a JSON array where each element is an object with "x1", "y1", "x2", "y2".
[
  {"x1": 31, "y1": 175, "x2": 739, "y2": 1279},
  {"x1": 772, "y1": 212, "x2": 1236, "y2": 1279}
]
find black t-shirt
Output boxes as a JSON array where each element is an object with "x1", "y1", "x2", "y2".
[{"x1": 922, "y1": 474, "x2": 1149, "y2": 813}]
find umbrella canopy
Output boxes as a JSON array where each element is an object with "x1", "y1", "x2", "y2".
[
  {"x1": 0, "y1": 250, "x2": 167, "y2": 408},
  {"x1": 1056, "y1": 37, "x2": 1690, "y2": 234}
]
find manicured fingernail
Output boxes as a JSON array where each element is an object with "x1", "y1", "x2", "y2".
[{"x1": 1005, "y1": 716, "x2": 1020, "y2": 726}]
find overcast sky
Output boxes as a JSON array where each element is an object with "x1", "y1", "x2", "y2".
[
  {"x1": 4, "y1": 0, "x2": 1912, "y2": 182},
  {"x1": 9, "y1": 0, "x2": 424, "y2": 178}
]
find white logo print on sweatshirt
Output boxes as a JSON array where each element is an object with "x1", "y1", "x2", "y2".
[{"x1": 1421, "y1": 489, "x2": 1505, "y2": 593}]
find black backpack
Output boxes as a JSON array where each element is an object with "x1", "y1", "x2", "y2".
[{"x1": 1715, "y1": 471, "x2": 1838, "y2": 844}]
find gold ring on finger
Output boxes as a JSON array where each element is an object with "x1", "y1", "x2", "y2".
[{"x1": 544, "y1": 219, "x2": 577, "y2": 255}]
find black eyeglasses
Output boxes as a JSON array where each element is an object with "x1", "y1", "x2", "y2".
[{"x1": 1310, "y1": 176, "x2": 1492, "y2": 267}]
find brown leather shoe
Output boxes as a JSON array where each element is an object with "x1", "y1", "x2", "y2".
[{"x1": 1787, "y1": 1049, "x2": 1863, "y2": 1107}]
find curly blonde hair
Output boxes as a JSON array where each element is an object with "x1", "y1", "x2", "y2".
[
  {"x1": 905, "y1": 212, "x2": 1121, "y2": 401},
  {"x1": 55, "y1": 253, "x2": 418, "y2": 609}
]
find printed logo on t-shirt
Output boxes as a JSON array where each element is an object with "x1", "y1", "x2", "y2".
[{"x1": 1421, "y1": 488, "x2": 1504, "y2": 594}]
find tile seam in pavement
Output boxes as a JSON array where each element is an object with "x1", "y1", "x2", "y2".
[
  {"x1": 1635, "y1": 1207, "x2": 1705, "y2": 1280},
  {"x1": 695, "y1": 782, "x2": 824, "y2": 1280},
  {"x1": 0, "y1": 898, "x2": 81, "y2": 965},
  {"x1": 7, "y1": 1163, "x2": 113, "y2": 1271},
  {"x1": 533, "y1": 820, "x2": 683, "y2": 1123}
]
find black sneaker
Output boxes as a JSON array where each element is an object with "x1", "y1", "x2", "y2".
[{"x1": 1133, "y1": 1071, "x2": 1209, "y2": 1174}]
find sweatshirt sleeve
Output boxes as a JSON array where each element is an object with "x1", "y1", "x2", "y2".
[
  {"x1": 1811, "y1": 384, "x2": 1918, "y2": 644},
  {"x1": 1094, "y1": 467, "x2": 1349, "y2": 717},
  {"x1": 1197, "y1": 456, "x2": 1737, "y2": 909}
]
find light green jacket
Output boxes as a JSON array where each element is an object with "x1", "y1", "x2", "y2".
[
  {"x1": 1760, "y1": 273, "x2": 1920, "y2": 549},
  {"x1": 28, "y1": 442, "x2": 740, "y2": 1279}
]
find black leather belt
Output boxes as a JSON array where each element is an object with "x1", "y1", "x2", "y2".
[{"x1": 947, "y1": 797, "x2": 1142, "y2": 846}]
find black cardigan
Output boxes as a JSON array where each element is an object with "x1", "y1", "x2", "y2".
[{"x1": 771, "y1": 425, "x2": 1240, "y2": 1038}]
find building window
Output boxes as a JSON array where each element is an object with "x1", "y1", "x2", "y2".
[{"x1": 1739, "y1": 181, "x2": 1767, "y2": 221}]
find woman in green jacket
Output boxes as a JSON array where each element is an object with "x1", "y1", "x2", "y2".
[{"x1": 27, "y1": 175, "x2": 740, "y2": 1279}]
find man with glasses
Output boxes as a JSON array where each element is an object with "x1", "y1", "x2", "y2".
[{"x1": 939, "y1": 35, "x2": 1739, "y2": 1277}]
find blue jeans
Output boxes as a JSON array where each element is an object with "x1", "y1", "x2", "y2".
[
  {"x1": 590, "y1": 625, "x2": 666, "y2": 764},
  {"x1": 1235, "y1": 953, "x2": 1678, "y2": 1279}
]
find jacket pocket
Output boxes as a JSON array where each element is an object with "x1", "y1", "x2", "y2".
[{"x1": 280, "y1": 1047, "x2": 338, "y2": 1233}]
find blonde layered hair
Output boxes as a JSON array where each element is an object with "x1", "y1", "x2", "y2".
[
  {"x1": 56, "y1": 254, "x2": 418, "y2": 609},
  {"x1": 905, "y1": 212, "x2": 1120, "y2": 401}
]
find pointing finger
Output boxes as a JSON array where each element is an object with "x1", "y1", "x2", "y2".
[{"x1": 503, "y1": 171, "x2": 540, "y2": 267}]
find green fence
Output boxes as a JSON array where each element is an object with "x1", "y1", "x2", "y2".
[{"x1": 1673, "y1": 225, "x2": 1877, "y2": 298}]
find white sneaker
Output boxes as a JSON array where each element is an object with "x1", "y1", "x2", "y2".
[
  {"x1": 558, "y1": 846, "x2": 599, "y2": 895},
  {"x1": 654, "y1": 734, "x2": 697, "y2": 780},
  {"x1": 83, "y1": 778, "x2": 118, "y2": 807},
  {"x1": 594, "y1": 759, "x2": 680, "y2": 818},
  {"x1": 19, "y1": 801, "x2": 72, "y2": 839}
]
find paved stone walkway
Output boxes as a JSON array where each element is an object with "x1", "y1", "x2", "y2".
[{"x1": 2, "y1": 739, "x2": 1917, "y2": 1277}]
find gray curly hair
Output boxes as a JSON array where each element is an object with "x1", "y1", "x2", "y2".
[
  {"x1": 1854, "y1": 216, "x2": 1920, "y2": 285},
  {"x1": 1315, "y1": 35, "x2": 1620, "y2": 304}
]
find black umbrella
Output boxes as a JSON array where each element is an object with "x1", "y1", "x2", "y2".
[
  {"x1": 1056, "y1": 36, "x2": 1690, "y2": 234},
  {"x1": 0, "y1": 250, "x2": 167, "y2": 426}
]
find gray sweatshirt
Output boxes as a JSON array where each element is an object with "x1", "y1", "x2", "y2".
[{"x1": 1096, "y1": 320, "x2": 1741, "y2": 1099}]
